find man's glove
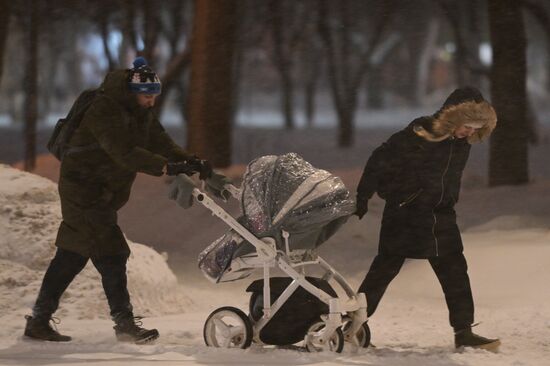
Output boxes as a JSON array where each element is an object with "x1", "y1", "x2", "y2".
[
  {"x1": 168, "y1": 174, "x2": 196, "y2": 209},
  {"x1": 197, "y1": 159, "x2": 213, "y2": 180},
  {"x1": 205, "y1": 172, "x2": 232, "y2": 200},
  {"x1": 166, "y1": 160, "x2": 200, "y2": 176},
  {"x1": 355, "y1": 199, "x2": 368, "y2": 219},
  {"x1": 165, "y1": 156, "x2": 212, "y2": 179}
]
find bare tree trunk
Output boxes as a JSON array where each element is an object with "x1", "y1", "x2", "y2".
[
  {"x1": 119, "y1": 0, "x2": 139, "y2": 66},
  {"x1": 366, "y1": 67, "x2": 383, "y2": 109},
  {"x1": 268, "y1": 0, "x2": 296, "y2": 129},
  {"x1": 0, "y1": 0, "x2": 11, "y2": 85},
  {"x1": 416, "y1": 18, "x2": 439, "y2": 103},
  {"x1": 318, "y1": 0, "x2": 355, "y2": 146},
  {"x1": 335, "y1": 97, "x2": 356, "y2": 146},
  {"x1": 437, "y1": 0, "x2": 469, "y2": 85},
  {"x1": 153, "y1": 0, "x2": 192, "y2": 119},
  {"x1": 153, "y1": 49, "x2": 191, "y2": 116},
  {"x1": 522, "y1": 0, "x2": 550, "y2": 92},
  {"x1": 488, "y1": 0, "x2": 529, "y2": 186},
  {"x1": 300, "y1": 4, "x2": 321, "y2": 127},
  {"x1": 177, "y1": 81, "x2": 188, "y2": 126},
  {"x1": 231, "y1": 2, "x2": 245, "y2": 127},
  {"x1": 98, "y1": 15, "x2": 117, "y2": 71},
  {"x1": 366, "y1": 32, "x2": 400, "y2": 108},
  {"x1": 303, "y1": 55, "x2": 320, "y2": 127},
  {"x1": 24, "y1": 0, "x2": 39, "y2": 171},
  {"x1": 187, "y1": 0, "x2": 236, "y2": 167},
  {"x1": 142, "y1": 0, "x2": 159, "y2": 64},
  {"x1": 279, "y1": 70, "x2": 294, "y2": 129},
  {"x1": 66, "y1": 27, "x2": 83, "y2": 96},
  {"x1": 41, "y1": 26, "x2": 61, "y2": 118},
  {"x1": 404, "y1": 27, "x2": 426, "y2": 104},
  {"x1": 438, "y1": 0, "x2": 489, "y2": 87},
  {"x1": 318, "y1": 0, "x2": 395, "y2": 147}
]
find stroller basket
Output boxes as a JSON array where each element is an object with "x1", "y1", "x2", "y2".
[{"x1": 247, "y1": 277, "x2": 337, "y2": 345}]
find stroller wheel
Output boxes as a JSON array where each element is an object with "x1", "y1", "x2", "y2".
[
  {"x1": 304, "y1": 321, "x2": 344, "y2": 353},
  {"x1": 203, "y1": 306, "x2": 253, "y2": 349},
  {"x1": 343, "y1": 321, "x2": 371, "y2": 348}
]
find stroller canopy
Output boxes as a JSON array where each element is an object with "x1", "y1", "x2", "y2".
[
  {"x1": 240, "y1": 153, "x2": 355, "y2": 250},
  {"x1": 199, "y1": 153, "x2": 355, "y2": 282}
]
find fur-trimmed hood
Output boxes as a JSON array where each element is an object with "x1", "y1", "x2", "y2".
[{"x1": 413, "y1": 88, "x2": 497, "y2": 144}]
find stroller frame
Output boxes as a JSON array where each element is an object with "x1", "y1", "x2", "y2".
[{"x1": 194, "y1": 183, "x2": 368, "y2": 349}]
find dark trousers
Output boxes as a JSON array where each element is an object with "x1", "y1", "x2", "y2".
[
  {"x1": 32, "y1": 248, "x2": 133, "y2": 323},
  {"x1": 358, "y1": 252, "x2": 474, "y2": 331}
]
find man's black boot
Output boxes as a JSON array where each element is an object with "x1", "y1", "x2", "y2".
[
  {"x1": 24, "y1": 315, "x2": 72, "y2": 342},
  {"x1": 114, "y1": 316, "x2": 159, "y2": 344},
  {"x1": 454, "y1": 327, "x2": 500, "y2": 351}
]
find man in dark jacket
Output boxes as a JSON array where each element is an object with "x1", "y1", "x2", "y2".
[
  {"x1": 24, "y1": 57, "x2": 213, "y2": 344},
  {"x1": 355, "y1": 87, "x2": 500, "y2": 350}
]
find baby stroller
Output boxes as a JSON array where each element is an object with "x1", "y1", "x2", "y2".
[{"x1": 175, "y1": 153, "x2": 369, "y2": 352}]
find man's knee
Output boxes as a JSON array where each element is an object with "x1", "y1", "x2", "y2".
[
  {"x1": 44, "y1": 248, "x2": 88, "y2": 281},
  {"x1": 91, "y1": 254, "x2": 128, "y2": 276}
]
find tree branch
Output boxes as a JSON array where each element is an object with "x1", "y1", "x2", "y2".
[
  {"x1": 352, "y1": 0, "x2": 397, "y2": 91},
  {"x1": 522, "y1": 0, "x2": 550, "y2": 36}
]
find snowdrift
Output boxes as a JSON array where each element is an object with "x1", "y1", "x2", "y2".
[{"x1": 0, "y1": 164, "x2": 192, "y2": 319}]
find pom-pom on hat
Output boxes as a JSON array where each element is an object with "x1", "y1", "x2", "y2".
[{"x1": 128, "y1": 57, "x2": 162, "y2": 95}]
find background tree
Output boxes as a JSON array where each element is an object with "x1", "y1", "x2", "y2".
[
  {"x1": 266, "y1": 0, "x2": 307, "y2": 129},
  {"x1": 23, "y1": 0, "x2": 39, "y2": 171},
  {"x1": 436, "y1": 0, "x2": 489, "y2": 87},
  {"x1": 299, "y1": 4, "x2": 324, "y2": 127},
  {"x1": 0, "y1": 0, "x2": 12, "y2": 85},
  {"x1": 318, "y1": 0, "x2": 396, "y2": 147},
  {"x1": 373, "y1": 0, "x2": 433, "y2": 107},
  {"x1": 152, "y1": 0, "x2": 193, "y2": 118},
  {"x1": 187, "y1": 0, "x2": 237, "y2": 167},
  {"x1": 522, "y1": 0, "x2": 550, "y2": 93},
  {"x1": 84, "y1": 1, "x2": 121, "y2": 72},
  {"x1": 488, "y1": 0, "x2": 529, "y2": 186}
]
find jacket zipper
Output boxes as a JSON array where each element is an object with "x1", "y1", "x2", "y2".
[
  {"x1": 399, "y1": 188, "x2": 424, "y2": 207},
  {"x1": 432, "y1": 141, "x2": 454, "y2": 256}
]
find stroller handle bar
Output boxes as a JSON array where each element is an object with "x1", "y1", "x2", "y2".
[{"x1": 222, "y1": 183, "x2": 241, "y2": 200}]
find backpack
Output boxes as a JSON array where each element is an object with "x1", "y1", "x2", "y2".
[{"x1": 47, "y1": 88, "x2": 101, "y2": 161}]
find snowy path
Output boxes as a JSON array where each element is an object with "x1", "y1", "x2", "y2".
[
  {"x1": 1, "y1": 227, "x2": 548, "y2": 366},
  {"x1": 1, "y1": 164, "x2": 549, "y2": 365}
]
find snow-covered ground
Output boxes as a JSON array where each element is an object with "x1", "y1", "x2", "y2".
[{"x1": 1, "y1": 164, "x2": 549, "y2": 366}]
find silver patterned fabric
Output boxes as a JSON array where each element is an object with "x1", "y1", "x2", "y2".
[{"x1": 198, "y1": 153, "x2": 355, "y2": 282}]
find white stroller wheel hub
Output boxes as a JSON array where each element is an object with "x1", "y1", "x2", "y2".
[
  {"x1": 203, "y1": 307, "x2": 253, "y2": 349},
  {"x1": 304, "y1": 321, "x2": 344, "y2": 353}
]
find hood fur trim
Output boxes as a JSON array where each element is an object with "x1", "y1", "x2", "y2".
[{"x1": 413, "y1": 101, "x2": 497, "y2": 143}]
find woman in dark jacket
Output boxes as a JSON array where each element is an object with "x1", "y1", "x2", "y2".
[{"x1": 355, "y1": 87, "x2": 500, "y2": 350}]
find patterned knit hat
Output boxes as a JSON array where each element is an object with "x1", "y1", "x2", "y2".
[{"x1": 128, "y1": 57, "x2": 162, "y2": 94}]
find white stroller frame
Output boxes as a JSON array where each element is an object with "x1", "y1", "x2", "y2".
[{"x1": 194, "y1": 182, "x2": 368, "y2": 350}]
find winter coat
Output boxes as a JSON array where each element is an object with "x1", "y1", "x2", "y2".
[
  {"x1": 55, "y1": 69, "x2": 190, "y2": 258},
  {"x1": 357, "y1": 98, "x2": 496, "y2": 258}
]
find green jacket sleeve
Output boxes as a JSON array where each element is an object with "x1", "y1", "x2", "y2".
[
  {"x1": 147, "y1": 117, "x2": 191, "y2": 162},
  {"x1": 83, "y1": 98, "x2": 167, "y2": 176}
]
